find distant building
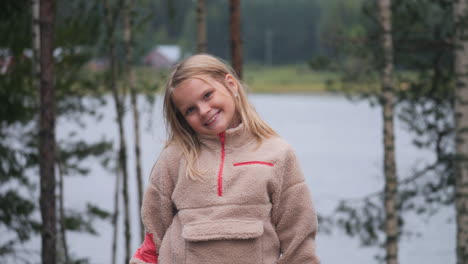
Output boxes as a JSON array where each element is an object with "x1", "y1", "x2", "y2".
[
  {"x1": 86, "y1": 57, "x2": 109, "y2": 72},
  {"x1": 143, "y1": 45, "x2": 181, "y2": 68}
]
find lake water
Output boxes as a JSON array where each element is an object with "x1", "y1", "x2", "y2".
[{"x1": 16, "y1": 94, "x2": 455, "y2": 263}]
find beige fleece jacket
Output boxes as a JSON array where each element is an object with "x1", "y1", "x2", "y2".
[{"x1": 130, "y1": 124, "x2": 320, "y2": 264}]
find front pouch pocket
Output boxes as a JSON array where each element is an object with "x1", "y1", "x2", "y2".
[{"x1": 182, "y1": 220, "x2": 264, "y2": 264}]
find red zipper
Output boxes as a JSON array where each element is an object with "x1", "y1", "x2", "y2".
[{"x1": 217, "y1": 132, "x2": 226, "y2": 196}]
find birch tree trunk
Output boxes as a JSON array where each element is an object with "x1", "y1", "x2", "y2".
[
  {"x1": 229, "y1": 0, "x2": 243, "y2": 79},
  {"x1": 197, "y1": 0, "x2": 207, "y2": 53},
  {"x1": 111, "y1": 165, "x2": 121, "y2": 264},
  {"x1": 39, "y1": 0, "x2": 57, "y2": 263},
  {"x1": 454, "y1": 0, "x2": 468, "y2": 263},
  {"x1": 123, "y1": 0, "x2": 144, "y2": 243},
  {"x1": 378, "y1": 0, "x2": 399, "y2": 264},
  {"x1": 56, "y1": 150, "x2": 69, "y2": 264},
  {"x1": 103, "y1": 0, "x2": 131, "y2": 262}
]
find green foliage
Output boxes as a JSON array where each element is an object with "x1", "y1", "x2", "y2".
[
  {"x1": 242, "y1": 0, "x2": 321, "y2": 64},
  {"x1": 58, "y1": 139, "x2": 113, "y2": 177},
  {"x1": 308, "y1": 0, "x2": 382, "y2": 96},
  {"x1": 63, "y1": 204, "x2": 111, "y2": 235},
  {"x1": 178, "y1": 0, "x2": 321, "y2": 64},
  {"x1": 0, "y1": 0, "x2": 31, "y2": 54},
  {"x1": 132, "y1": 0, "x2": 193, "y2": 59},
  {"x1": 0, "y1": 3, "x2": 41, "y2": 257},
  {"x1": 0, "y1": 191, "x2": 40, "y2": 241},
  {"x1": 335, "y1": 197, "x2": 385, "y2": 246},
  {"x1": 0, "y1": 0, "x2": 114, "y2": 262},
  {"x1": 64, "y1": 213, "x2": 96, "y2": 235},
  {"x1": 388, "y1": 0, "x2": 455, "y2": 223},
  {"x1": 86, "y1": 203, "x2": 111, "y2": 220},
  {"x1": 308, "y1": 55, "x2": 332, "y2": 71},
  {"x1": 321, "y1": 0, "x2": 457, "y2": 258},
  {"x1": 316, "y1": 0, "x2": 365, "y2": 54}
]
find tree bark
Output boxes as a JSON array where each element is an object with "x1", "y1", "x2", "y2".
[
  {"x1": 103, "y1": 0, "x2": 131, "y2": 262},
  {"x1": 123, "y1": 0, "x2": 144, "y2": 243},
  {"x1": 111, "y1": 165, "x2": 121, "y2": 264},
  {"x1": 229, "y1": 0, "x2": 243, "y2": 79},
  {"x1": 39, "y1": 0, "x2": 56, "y2": 263},
  {"x1": 454, "y1": 0, "x2": 468, "y2": 263},
  {"x1": 32, "y1": 0, "x2": 40, "y2": 88},
  {"x1": 197, "y1": 0, "x2": 207, "y2": 53},
  {"x1": 378, "y1": 0, "x2": 399, "y2": 264},
  {"x1": 56, "y1": 150, "x2": 69, "y2": 264}
]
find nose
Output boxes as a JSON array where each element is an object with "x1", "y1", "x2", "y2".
[{"x1": 199, "y1": 102, "x2": 211, "y2": 116}]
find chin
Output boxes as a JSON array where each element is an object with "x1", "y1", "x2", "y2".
[
  {"x1": 205, "y1": 127, "x2": 227, "y2": 136},
  {"x1": 197, "y1": 120, "x2": 230, "y2": 136}
]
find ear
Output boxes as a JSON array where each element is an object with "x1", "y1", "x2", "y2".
[{"x1": 224, "y1": 74, "x2": 239, "y2": 93}]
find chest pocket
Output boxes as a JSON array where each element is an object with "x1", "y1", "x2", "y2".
[{"x1": 182, "y1": 220, "x2": 264, "y2": 264}]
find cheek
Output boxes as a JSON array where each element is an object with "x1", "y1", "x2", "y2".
[
  {"x1": 185, "y1": 115, "x2": 199, "y2": 126},
  {"x1": 220, "y1": 93, "x2": 234, "y2": 107}
]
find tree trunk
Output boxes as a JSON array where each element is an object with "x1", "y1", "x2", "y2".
[
  {"x1": 39, "y1": 0, "x2": 57, "y2": 263},
  {"x1": 103, "y1": 0, "x2": 131, "y2": 262},
  {"x1": 229, "y1": 0, "x2": 242, "y2": 79},
  {"x1": 123, "y1": 0, "x2": 144, "y2": 243},
  {"x1": 117, "y1": 52, "x2": 132, "y2": 264},
  {"x1": 197, "y1": 0, "x2": 207, "y2": 53},
  {"x1": 378, "y1": 0, "x2": 399, "y2": 264},
  {"x1": 56, "y1": 150, "x2": 69, "y2": 264},
  {"x1": 32, "y1": 0, "x2": 40, "y2": 88},
  {"x1": 111, "y1": 165, "x2": 121, "y2": 264},
  {"x1": 454, "y1": 0, "x2": 468, "y2": 263}
]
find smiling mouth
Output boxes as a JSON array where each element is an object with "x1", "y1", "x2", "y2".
[{"x1": 205, "y1": 111, "x2": 221, "y2": 126}]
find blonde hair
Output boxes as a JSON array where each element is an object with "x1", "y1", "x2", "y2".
[{"x1": 163, "y1": 54, "x2": 277, "y2": 180}]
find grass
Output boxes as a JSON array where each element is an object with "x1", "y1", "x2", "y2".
[
  {"x1": 131, "y1": 64, "x2": 342, "y2": 94},
  {"x1": 243, "y1": 64, "x2": 417, "y2": 95},
  {"x1": 243, "y1": 64, "x2": 341, "y2": 93},
  {"x1": 111, "y1": 64, "x2": 384, "y2": 95},
  {"x1": 81, "y1": 64, "x2": 421, "y2": 97}
]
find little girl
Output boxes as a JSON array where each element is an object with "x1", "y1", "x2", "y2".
[{"x1": 130, "y1": 54, "x2": 320, "y2": 264}]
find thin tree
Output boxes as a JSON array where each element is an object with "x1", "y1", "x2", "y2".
[
  {"x1": 378, "y1": 0, "x2": 399, "y2": 263},
  {"x1": 38, "y1": 0, "x2": 57, "y2": 263},
  {"x1": 229, "y1": 0, "x2": 243, "y2": 79},
  {"x1": 197, "y1": 0, "x2": 207, "y2": 53},
  {"x1": 123, "y1": 0, "x2": 144, "y2": 242},
  {"x1": 32, "y1": 0, "x2": 40, "y2": 90},
  {"x1": 56, "y1": 150, "x2": 69, "y2": 264},
  {"x1": 103, "y1": 0, "x2": 132, "y2": 262},
  {"x1": 111, "y1": 163, "x2": 121, "y2": 264},
  {"x1": 454, "y1": 0, "x2": 468, "y2": 262}
]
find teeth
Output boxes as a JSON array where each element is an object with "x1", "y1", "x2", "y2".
[{"x1": 206, "y1": 113, "x2": 218, "y2": 125}]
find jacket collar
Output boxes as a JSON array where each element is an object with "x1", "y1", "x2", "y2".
[{"x1": 198, "y1": 123, "x2": 256, "y2": 151}]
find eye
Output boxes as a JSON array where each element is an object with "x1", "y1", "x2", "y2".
[
  {"x1": 203, "y1": 91, "x2": 213, "y2": 100},
  {"x1": 185, "y1": 106, "x2": 195, "y2": 115}
]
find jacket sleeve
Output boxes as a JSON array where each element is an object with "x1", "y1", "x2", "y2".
[
  {"x1": 130, "y1": 148, "x2": 177, "y2": 264},
  {"x1": 271, "y1": 146, "x2": 320, "y2": 264}
]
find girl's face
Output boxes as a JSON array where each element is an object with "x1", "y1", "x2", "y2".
[{"x1": 172, "y1": 74, "x2": 240, "y2": 136}]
